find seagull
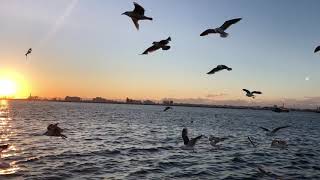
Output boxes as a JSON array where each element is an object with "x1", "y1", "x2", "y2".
[
  {"x1": 44, "y1": 123, "x2": 67, "y2": 138},
  {"x1": 163, "y1": 106, "x2": 172, "y2": 112},
  {"x1": 271, "y1": 139, "x2": 288, "y2": 148},
  {"x1": 122, "y1": 2, "x2": 152, "y2": 30},
  {"x1": 314, "y1": 46, "x2": 320, "y2": 53},
  {"x1": 182, "y1": 128, "x2": 202, "y2": 148},
  {"x1": 25, "y1": 48, "x2": 32, "y2": 59},
  {"x1": 141, "y1": 37, "x2": 171, "y2": 55},
  {"x1": 200, "y1": 18, "x2": 242, "y2": 37},
  {"x1": 259, "y1": 126, "x2": 290, "y2": 136},
  {"x1": 0, "y1": 144, "x2": 9, "y2": 152},
  {"x1": 207, "y1": 65, "x2": 232, "y2": 75},
  {"x1": 209, "y1": 135, "x2": 227, "y2": 146},
  {"x1": 242, "y1": 89, "x2": 262, "y2": 98}
]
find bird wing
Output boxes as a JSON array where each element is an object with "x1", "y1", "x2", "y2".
[
  {"x1": 200, "y1": 29, "x2": 216, "y2": 36},
  {"x1": 141, "y1": 45, "x2": 160, "y2": 55},
  {"x1": 252, "y1": 91, "x2": 262, "y2": 94},
  {"x1": 163, "y1": 107, "x2": 171, "y2": 111},
  {"x1": 242, "y1": 89, "x2": 251, "y2": 94},
  {"x1": 207, "y1": 67, "x2": 220, "y2": 74},
  {"x1": 271, "y1": 126, "x2": 290, "y2": 134},
  {"x1": 314, "y1": 46, "x2": 320, "y2": 53},
  {"x1": 259, "y1": 127, "x2": 270, "y2": 132},
  {"x1": 133, "y1": 2, "x2": 145, "y2": 15},
  {"x1": 131, "y1": 18, "x2": 139, "y2": 30},
  {"x1": 188, "y1": 135, "x2": 202, "y2": 146},
  {"x1": 248, "y1": 137, "x2": 256, "y2": 147},
  {"x1": 161, "y1": 46, "x2": 170, "y2": 50},
  {"x1": 220, "y1": 18, "x2": 242, "y2": 30}
]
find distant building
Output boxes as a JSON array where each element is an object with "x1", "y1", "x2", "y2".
[
  {"x1": 65, "y1": 96, "x2": 81, "y2": 102},
  {"x1": 27, "y1": 93, "x2": 39, "y2": 101},
  {"x1": 163, "y1": 100, "x2": 174, "y2": 105},
  {"x1": 143, "y1": 100, "x2": 156, "y2": 105},
  {"x1": 126, "y1": 97, "x2": 142, "y2": 104},
  {"x1": 92, "y1": 97, "x2": 107, "y2": 103}
]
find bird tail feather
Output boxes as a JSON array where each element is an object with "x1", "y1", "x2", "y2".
[{"x1": 220, "y1": 32, "x2": 228, "y2": 38}]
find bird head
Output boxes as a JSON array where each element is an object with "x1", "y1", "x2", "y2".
[{"x1": 121, "y1": 11, "x2": 129, "y2": 16}]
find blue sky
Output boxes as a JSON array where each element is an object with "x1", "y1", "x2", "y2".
[{"x1": 0, "y1": 0, "x2": 320, "y2": 107}]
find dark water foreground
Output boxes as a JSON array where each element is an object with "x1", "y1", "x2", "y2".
[{"x1": 0, "y1": 100, "x2": 319, "y2": 179}]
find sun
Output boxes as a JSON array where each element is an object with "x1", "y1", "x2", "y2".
[{"x1": 0, "y1": 79, "x2": 17, "y2": 97}]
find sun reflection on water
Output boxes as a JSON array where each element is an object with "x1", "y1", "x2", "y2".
[{"x1": 0, "y1": 100, "x2": 19, "y2": 175}]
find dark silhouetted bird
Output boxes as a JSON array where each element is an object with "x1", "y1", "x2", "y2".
[
  {"x1": 25, "y1": 48, "x2": 32, "y2": 59},
  {"x1": 163, "y1": 106, "x2": 172, "y2": 112},
  {"x1": 259, "y1": 126, "x2": 290, "y2": 136},
  {"x1": 122, "y1": 2, "x2": 152, "y2": 30},
  {"x1": 209, "y1": 135, "x2": 227, "y2": 146},
  {"x1": 242, "y1": 89, "x2": 262, "y2": 98},
  {"x1": 141, "y1": 37, "x2": 171, "y2": 55},
  {"x1": 200, "y1": 18, "x2": 242, "y2": 37},
  {"x1": 0, "y1": 144, "x2": 9, "y2": 152},
  {"x1": 207, "y1": 65, "x2": 232, "y2": 75},
  {"x1": 314, "y1": 46, "x2": 320, "y2": 53},
  {"x1": 182, "y1": 128, "x2": 202, "y2": 147}
]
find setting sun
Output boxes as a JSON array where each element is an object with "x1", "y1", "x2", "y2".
[{"x1": 0, "y1": 79, "x2": 17, "y2": 97}]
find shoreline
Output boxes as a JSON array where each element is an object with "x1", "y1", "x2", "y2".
[{"x1": 4, "y1": 98, "x2": 320, "y2": 113}]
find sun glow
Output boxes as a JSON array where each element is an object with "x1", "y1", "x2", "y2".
[
  {"x1": 0, "y1": 70, "x2": 30, "y2": 99},
  {"x1": 0, "y1": 79, "x2": 16, "y2": 97}
]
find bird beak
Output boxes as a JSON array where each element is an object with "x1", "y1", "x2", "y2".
[{"x1": 121, "y1": 12, "x2": 125, "y2": 15}]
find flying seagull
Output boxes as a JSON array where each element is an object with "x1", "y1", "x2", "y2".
[
  {"x1": 141, "y1": 37, "x2": 171, "y2": 55},
  {"x1": 163, "y1": 106, "x2": 172, "y2": 112},
  {"x1": 314, "y1": 46, "x2": 320, "y2": 53},
  {"x1": 182, "y1": 128, "x2": 202, "y2": 148},
  {"x1": 242, "y1": 89, "x2": 262, "y2": 98},
  {"x1": 200, "y1": 18, "x2": 242, "y2": 37},
  {"x1": 25, "y1": 48, "x2": 32, "y2": 59},
  {"x1": 259, "y1": 126, "x2": 290, "y2": 136},
  {"x1": 122, "y1": 2, "x2": 152, "y2": 30},
  {"x1": 209, "y1": 135, "x2": 227, "y2": 146},
  {"x1": 207, "y1": 65, "x2": 232, "y2": 75}
]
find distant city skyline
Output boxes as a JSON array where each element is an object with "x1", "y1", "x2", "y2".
[{"x1": 0, "y1": 0, "x2": 320, "y2": 108}]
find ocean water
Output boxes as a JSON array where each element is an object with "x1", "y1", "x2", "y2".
[{"x1": 0, "y1": 100, "x2": 319, "y2": 180}]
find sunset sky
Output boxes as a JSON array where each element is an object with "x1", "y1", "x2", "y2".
[{"x1": 0, "y1": 0, "x2": 320, "y2": 108}]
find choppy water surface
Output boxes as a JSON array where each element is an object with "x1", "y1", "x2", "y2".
[{"x1": 0, "y1": 100, "x2": 319, "y2": 179}]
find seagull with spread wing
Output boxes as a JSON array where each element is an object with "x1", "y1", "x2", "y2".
[
  {"x1": 200, "y1": 18, "x2": 242, "y2": 37},
  {"x1": 242, "y1": 89, "x2": 262, "y2": 98},
  {"x1": 207, "y1": 65, "x2": 232, "y2": 75},
  {"x1": 182, "y1": 128, "x2": 202, "y2": 148},
  {"x1": 314, "y1": 46, "x2": 320, "y2": 53},
  {"x1": 122, "y1": 2, "x2": 152, "y2": 30},
  {"x1": 259, "y1": 126, "x2": 290, "y2": 136},
  {"x1": 141, "y1": 37, "x2": 171, "y2": 55}
]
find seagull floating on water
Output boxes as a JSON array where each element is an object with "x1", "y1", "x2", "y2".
[
  {"x1": 207, "y1": 65, "x2": 232, "y2": 75},
  {"x1": 200, "y1": 18, "x2": 242, "y2": 38},
  {"x1": 271, "y1": 139, "x2": 288, "y2": 148},
  {"x1": 314, "y1": 46, "x2": 320, "y2": 53},
  {"x1": 122, "y1": 2, "x2": 152, "y2": 30},
  {"x1": 242, "y1": 89, "x2": 262, "y2": 98},
  {"x1": 25, "y1": 48, "x2": 32, "y2": 60},
  {"x1": 259, "y1": 126, "x2": 290, "y2": 136},
  {"x1": 209, "y1": 135, "x2": 227, "y2": 146},
  {"x1": 44, "y1": 123, "x2": 67, "y2": 138},
  {"x1": 182, "y1": 128, "x2": 202, "y2": 148},
  {"x1": 0, "y1": 144, "x2": 9, "y2": 152},
  {"x1": 141, "y1": 37, "x2": 171, "y2": 55},
  {"x1": 163, "y1": 106, "x2": 172, "y2": 112}
]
